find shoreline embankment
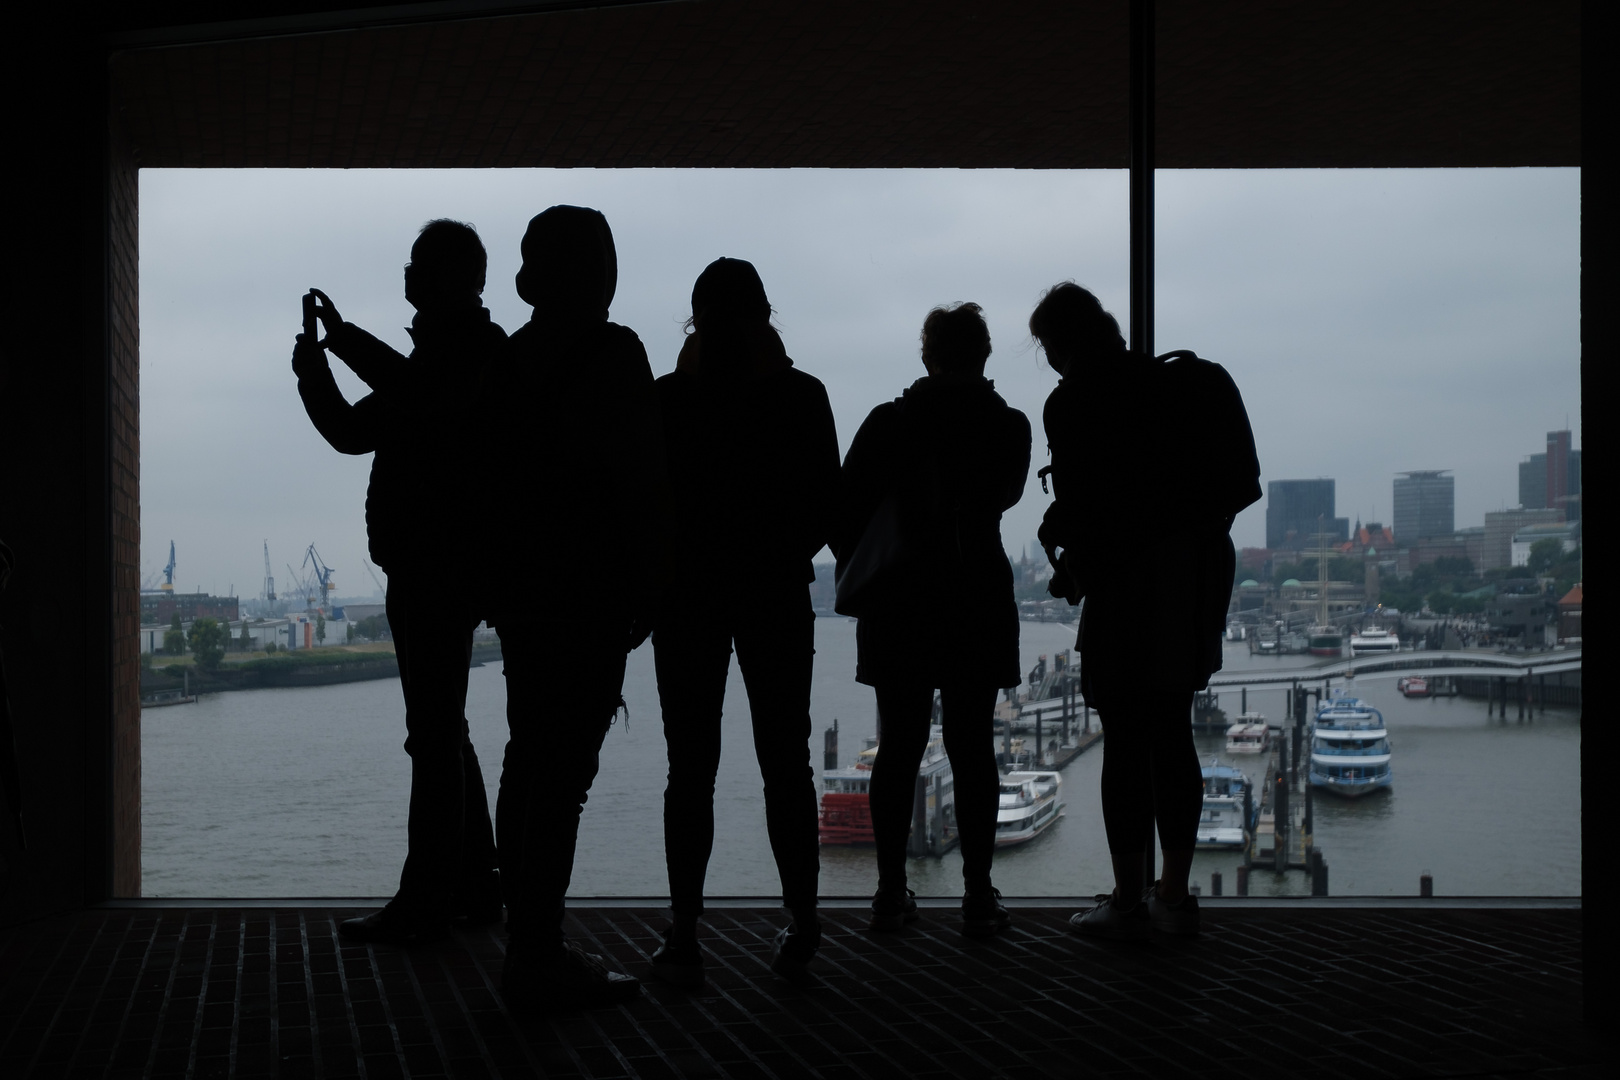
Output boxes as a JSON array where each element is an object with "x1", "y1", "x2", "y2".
[{"x1": 140, "y1": 641, "x2": 504, "y2": 702}]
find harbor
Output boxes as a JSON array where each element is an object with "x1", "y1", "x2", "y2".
[{"x1": 140, "y1": 617, "x2": 1582, "y2": 900}]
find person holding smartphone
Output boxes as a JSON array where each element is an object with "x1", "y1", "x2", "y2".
[{"x1": 293, "y1": 219, "x2": 507, "y2": 944}]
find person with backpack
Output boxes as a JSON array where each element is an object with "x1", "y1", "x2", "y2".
[
  {"x1": 294, "y1": 219, "x2": 505, "y2": 946},
  {"x1": 480, "y1": 205, "x2": 669, "y2": 1007},
  {"x1": 835, "y1": 302, "x2": 1030, "y2": 937},
  {"x1": 649, "y1": 257, "x2": 838, "y2": 987},
  {"x1": 1030, "y1": 282, "x2": 1260, "y2": 940}
]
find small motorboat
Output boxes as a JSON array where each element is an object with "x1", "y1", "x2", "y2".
[{"x1": 1397, "y1": 676, "x2": 1430, "y2": 698}]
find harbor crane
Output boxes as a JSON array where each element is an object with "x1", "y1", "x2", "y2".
[
  {"x1": 361, "y1": 556, "x2": 386, "y2": 598},
  {"x1": 302, "y1": 544, "x2": 337, "y2": 613},
  {"x1": 262, "y1": 541, "x2": 277, "y2": 608},
  {"x1": 161, "y1": 540, "x2": 177, "y2": 593}
]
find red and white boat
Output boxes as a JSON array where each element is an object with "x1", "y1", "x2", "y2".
[{"x1": 1397, "y1": 676, "x2": 1430, "y2": 698}]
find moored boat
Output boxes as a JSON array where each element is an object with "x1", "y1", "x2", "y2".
[
  {"x1": 1350, "y1": 626, "x2": 1401, "y2": 655},
  {"x1": 1224, "y1": 714, "x2": 1270, "y2": 754},
  {"x1": 1308, "y1": 689, "x2": 1393, "y2": 797},
  {"x1": 1198, "y1": 760, "x2": 1254, "y2": 848},
  {"x1": 1308, "y1": 625, "x2": 1344, "y2": 657},
  {"x1": 819, "y1": 727, "x2": 959, "y2": 855},
  {"x1": 1397, "y1": 676, "x2": 1430, "y2": 698},
  {"x1": 995, "y1": 771, "x2": 1064, "y2": 846}
]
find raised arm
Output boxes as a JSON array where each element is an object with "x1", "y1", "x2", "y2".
[
  {"x1": 308, "y1": 288, "x2": 415, "y2": 395},
  {"x1": 293, "y1": 332, "x2": 385, "y2": 455}
]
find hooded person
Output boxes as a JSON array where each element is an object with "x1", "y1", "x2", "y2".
[
  {"x1": 833, "y1": 301, "x2": 1031, "y2": 938},
  {"x1": 479, "y1": 206, "x2": 670, "y2": 1007},
  {"x1": 294, "y1": 219, "x2": 505, "y2": 946},
  {"x1": 646, "y1": 258, "x2": 839, "y2": 988}
]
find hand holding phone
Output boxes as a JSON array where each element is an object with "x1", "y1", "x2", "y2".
[{"x1": 302, "y1": 291, "x2": 318, "y2": 340}]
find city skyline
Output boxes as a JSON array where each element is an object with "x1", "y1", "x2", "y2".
[{"x1": 138, "y1": 168, "x2": 1580, "y2": 597}]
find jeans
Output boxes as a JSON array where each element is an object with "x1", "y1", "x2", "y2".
[
  {"x1": 653, "y1": 596, "x2": 820, "y2": 917},
  {"x1": 386, "y1": 578, "x2": 497, "y2": 917},
  {"x1": 870, "y1": 683, "x2": 1001, "y2": 890},
  {"x1": 494, "y1": 618, "x2": 627, "y2": 947},
  {"x1": 1097, "y1": 690, "x2": 1202, "y2": 854}
]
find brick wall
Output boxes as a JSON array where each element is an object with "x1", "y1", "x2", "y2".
[{"x1": 108, "y1": 111, "x2": 141, "y2": 898}]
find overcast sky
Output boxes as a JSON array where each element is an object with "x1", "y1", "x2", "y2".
[{"x1": 139, "y1": 168, "x2": 1579, "y2": 600}]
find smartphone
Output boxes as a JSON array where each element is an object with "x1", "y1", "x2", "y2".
[{"x1": 302, "y1": 292, "x2": 317, "y2": 339}]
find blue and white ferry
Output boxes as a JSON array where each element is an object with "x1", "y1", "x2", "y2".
[
  {"x1": 1197, "y1": 760, "x2": 1254, "y2": 848},
  {"x1": 1308, "y1": 688, "x2": 1393, "y2": 797}
]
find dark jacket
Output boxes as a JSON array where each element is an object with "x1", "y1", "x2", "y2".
[
  {"x1": 655, "y1": 335, "x2": 839, "y2": 604},
  {"x1": 296, "y1": 305, "x2": 507, "y2": 575},
  {"x1": 1039, "y1": 351, "x2": 1260, "y2": 707},
  {"x1": 481, "y1": 316, "x2": 667, "y2": 624},
  {"x1": 838, "y1": 374, "x2": 1031, "y2": 688}
]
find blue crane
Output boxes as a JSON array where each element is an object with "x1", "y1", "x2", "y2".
[
  {"x1": 161, "y1": 540, "x2": 177, "y2": 592},
  {"x1": 302, "y1": 544, "x2": 337, "y2": 613}
]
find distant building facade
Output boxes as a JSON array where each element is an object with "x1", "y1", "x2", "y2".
[
  {"x1": 1519, "y1": 431, "x2": 1581, "y2": 523},
  {"x1": 1518, "y1": 453, "x2": 1547, "y2": 512},
  {"x1": 1265, "y1": 479, "x2": 1348, "y2": 550},
  {"x1": 139, "y1": 591, "x2": 239, "y2": 625},
  {"x1": 1510, "y1": 521, "x2": 1579, "y2": 567},
  {"x1": 1482, "y1": 508, "x2": 1563, "y2": 570},
  {"x1": 1392, "y1": 470, "x2": 1453, "y2": 544}
]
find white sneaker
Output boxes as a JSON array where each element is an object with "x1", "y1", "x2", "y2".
[
  {"x1": 1144, "y1": 884, "x2": 1201, "y2": 937},
  {"x1": 1068, "y1": 893, "x2": 1151, "y2": 941}
]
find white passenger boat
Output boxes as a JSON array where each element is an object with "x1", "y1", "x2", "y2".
[
  {"x1": 994, "y1": 771, "x2": 1064, "y2": 846},
  {"x1": 1309, "y1": 689, "x2": 1393, "y2": 797},
  {"x1": 1349, "y1": 626, "x2": 1401, "y2": 655},
  {"x1": 1198, "y1": 761, "x2": 1253, "y2": 849},
  {"x1": 1224, "y1": 714, "x2": 1270, "y2": 754}
]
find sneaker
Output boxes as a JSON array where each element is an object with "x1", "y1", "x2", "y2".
[
  {"x1": 649, "y1": 928, "x2": 705, "y2": 988},
  {"x1": 1068, "y1": 892, "x2": 1151, "y2": 942},
  {"x1": 1144, "y1": 884, "x2": 1201, "y2": 937},
  {"x1": 503, "y1": 940, "x2": 641, "y2": 1010},
  {"x1": 869, "y1": 886, "x2": 920, "y2": 932},
  {"x1": 961, "y1": 887, "x2": 1011, "y2": 939},
  {"x1": 868, "y1": 893, "x2": 920, "y2": 932},
  {"x1": 338, "y1": 901, "x2": 449, "y2": 945},
  {"x1": 770, "y1": 917, "x2": 822, "y2": 984}
]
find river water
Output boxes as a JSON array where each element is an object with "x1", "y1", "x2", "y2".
[{"x1": 142, "y1": 619, "x2": 1581, "y2": 898}]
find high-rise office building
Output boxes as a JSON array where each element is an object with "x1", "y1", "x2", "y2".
[
  {"x1": 1518, "y1": 432, "x2": 1580, "y2": 522},
  {"x1": 1546, "y1": 430, "x2": 1571, "y2": 516},
  {"x1": 1393, "y1": 470, "x2": 1454, "y2": 544},
  {"x1": 1265, "y1": 479, "x2": 1349, "y2": 549},
  {"x1": 1519, "y1": 453, "x2": 1547, "y2": 511}
]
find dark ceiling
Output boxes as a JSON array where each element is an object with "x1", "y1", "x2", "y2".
[{"x1": 109, "y1": 0, "x2": 1580, "y2": 169}]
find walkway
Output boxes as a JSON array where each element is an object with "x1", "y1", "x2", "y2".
[{"x1": 0, "y1": 900, "x2": 1601, "y2": 1078}]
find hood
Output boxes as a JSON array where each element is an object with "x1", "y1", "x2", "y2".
[{"x1": 515, "y1": 205, "x2": 617, "y2": 321}]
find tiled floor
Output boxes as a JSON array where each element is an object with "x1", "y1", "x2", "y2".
[{"x1": 0, "y1": 902, "x2": 1604, "y2": 1078}]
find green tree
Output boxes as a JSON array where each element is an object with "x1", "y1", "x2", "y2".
[
  {"x1": 186, "y1": 617, "x2": 229, "y2": 671},
  {"x1": 316, "y1": 612, "x2": 327, "y2": 646},
  {"x1": 1527, "y1": 538, "x2": 1566, "y2": 574},
  {"x1": 346, "y1": 622, "x2": 356, "y2": 644},
  {"x1": 239, "y1": 623, "x2": 253, "y2": 651},
  {"x1": 164, "y1": 612, "x2": 186, "y2": 655}
]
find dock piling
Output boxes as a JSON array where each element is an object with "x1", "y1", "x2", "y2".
[
  {"x1": 1236, "y1": 864, "x2": 1250, "y2": 896},
  {"x1": 1210, "y1": 870, "x2": 1222, "y2": 897},
  {"x1": 1309, "y1": 849, "x2": 1326, "y2": 896},
  {"x1": 1420, "y1": 873, "x2": 1434, "y2": 898}
]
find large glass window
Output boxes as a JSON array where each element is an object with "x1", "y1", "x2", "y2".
[{"x1": 140, "y1": 168, "x2": 1578, "y2": 897}]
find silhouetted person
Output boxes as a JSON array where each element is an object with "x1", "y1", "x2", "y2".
[
  {"x1": 481, "y1": 206, "x2": 666, "y2": 1007},
  {"x1": 649, "y1": 258, "x2": 837, "y2": 986},
  {"x1": 294, "y1": 219, "x2": 505, "y2": 944},
  {"x1": 835, "y1": 303, "x2": 1030, "y2": 936},
  {"x1": 1030, "y1": 283, "x2": 1259, "y2": 939}
]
